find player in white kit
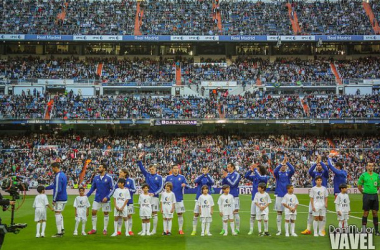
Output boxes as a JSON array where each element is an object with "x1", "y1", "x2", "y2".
[
  {"x1": 310, "y1": 176, "x2": 329, "y2": 237},
  {"x1": 73, "y1": 187, "x2": 91, "y2": 236},
  {"x1": 33, "y1": 186, "x2": 53, "y2": 238},
  {"x1": 217, "y1": 185, "x2": 236, "y2": 236},
  {"x1": 111, "y1": 179, "x2": 131, "y2": 237},
  {"x1": 281, "y1": 184, "x2": 299, "y2": 237},
  {"x1": 254, "y1": 182, "x2": 272, "y2": 236},
  {"x1": 198, "y1": 185, "x2": 214, "y2": 236},
  {"x1": 139, "y1": 183, "x2": 153, "y2": 236},
  {"x1": 161, "y1": 182, "x2": 176, "y2": 236},
  {"x1": 335, "y1": 183, "x2": 350, "y2": 229}
]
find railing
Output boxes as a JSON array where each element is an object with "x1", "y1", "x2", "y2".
[
  {"x1": 102, "y1": 82, "x2": 174, "y2": 87},
  {"x1": 264, "y1": 81, "x2": 336, "y2": 87}
]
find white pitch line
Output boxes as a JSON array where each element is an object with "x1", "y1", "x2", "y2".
[{"x1": 297, "y1": 203, "x2": 372, "y2": 222}]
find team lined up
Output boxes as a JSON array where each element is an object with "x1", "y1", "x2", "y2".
[{"x1": 32, "y1": 153, "x2": 380, "y2": 238}]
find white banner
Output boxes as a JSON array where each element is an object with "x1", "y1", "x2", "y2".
[
  {"x1": 363, "y1": 79, "x2": 380, "y2": 84},
  {"x1": 66, "y1": 86, "x2": 95, "y2": 96},
  {"x1": 280, "y1": 36, "x2": 297, "y2": 41},
  {"x1": 267, "y1": 36, "x2": 279, "y2": 41},
  {"x1": 193, "y1": 63, "x2": 227, "y2": 67},
  {"x1": 13, "y1": 86, "x2": 44, "y2": 95},
  {"x1": 73, "y1": 35, "x2": 122, "y2": 41},
  {"x1": 0, "y1": 34, "x2": 25, "y2": 40},
  {"x1": 363, "y1": 35, "x2": 380, "y2": 41},
  {"x1": 294, "y1": 35, "x2": 315, "y2": 41},
  {"x1": 201, "y1": 81, "x2": 237, "y2": 87},
  {"x1": 37, "y1": 79, "x2": 74, "y2": 85},
  {"x1": 170, "y1": 36, "x2": 219, "y2": 41}
]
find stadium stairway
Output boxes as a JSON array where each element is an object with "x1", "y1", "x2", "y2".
[
  {"x1": 56, "y1": 1, "x2": 68, "y2": 23},
  {"x1": 96, "y1": 63, "x2": 103, "y2": 77},
  {"x1": 134, "y1": 1, "x2": 143, "y2": 36},
  {"x1": 176, "y1": 63, "x2": 182, "y2": 85},
  {"x1": 299, "y1": 96, "x2": 310, "y2": 117},
  {"x1": 212, "y1": 2, "x2": 223, "y2": 34},
  {"x1": 44, "y1": 99, "x2": 54, "y2": 120},
  {"x1": 286, "y1": 3, "x2": 301, "y2": 35},
  {"x1": 330, "y1": 62, "x2": 343, "y2": 85},
  {"x1": 363, "y1": 1, "x2": 380, "y2": 34},
  {"x1": 327, "y1": 138, "x2": 336, "y2": 148},
  {"x1": 218, "y1": 102, "x2": 225, "y2": 118}
]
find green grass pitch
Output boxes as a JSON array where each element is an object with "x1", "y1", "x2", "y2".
[{"x1": 2, "y1": 194, "x2": 379, "y2": 250}]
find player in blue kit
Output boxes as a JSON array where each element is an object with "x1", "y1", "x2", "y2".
[
  {"x1": 221, "y1": 163, "x2": 242, "y2": 234},
  {"x1": 191, "y1": 166, "x2": 214, "y2": 236},
  {"x1": 86, "y1": 162, "x2": 115, "y2": 235},
  {"x1": 245, "y1": 162, "x2": 270, "y2": 235},
  {"x1": 46, "y1": 162, "x2": 68, "y2": 238},
  {"x1": 165, "y1": 165, "x2": 189, "y2": 235},
  {"x1": 273, "y1": 156, "x2": 295, "y2": 236},
  {"x1": 138, "y1": 153, "x2": 164, "y2": 235},
  {"x1": 327, "y1": 154, "x2": 347, "y2": 196},
  {"x1": 302, "y1": 155, "x2": 329, "y2": 235}
]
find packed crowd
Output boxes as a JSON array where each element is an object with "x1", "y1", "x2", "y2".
[
  {"x1": 220, "y1": 0, "x2": 292, "y2": 35},
  {"x1": 220, "y1": 93, "x2": 306, "y2": 119},
  {"x1": 0, "y1": 0, "x2": 376, "y2": 35},
  {"x1": 141, "y1": 0, "x2": 218, "y2": 35},
  {"x1": 335, "y1": 57, "x2": 380, "y2": 80},
  {"x1": 0, "y1": 134, "x2": 379, "y2": 190},
  {"x1": 51, "y1": 94, "x2": 220, "y2": 119},
  {"x1": 305, "y1": 94, "x2": 380, "y2": 119},
  {"x1": 0, "y1": 57, "x2": 175, "y2": 83},
  {"x1": 1, "y1": 56, "x2": 380, "y2": 84},
  {"x1": 292, "y1": 0, "x2": 373, "y2": 35},
  {"x1": 0, "y1": 0, "x2": 136, "y2": 35},
  {"x1": 0, "y1": 93, "x2": 48, "y2": 119},
  {"x1": 2, "y1": 92, "x2": 380, "y2": 120},
  {"x1": 176, "y1": 57, "x2": 333, "y2": 85}
]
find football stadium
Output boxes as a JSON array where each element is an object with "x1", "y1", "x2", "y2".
[{"x1": 0, "y1": 0, "x2": 380, "y2": 249}]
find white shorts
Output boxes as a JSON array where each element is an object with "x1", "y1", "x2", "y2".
[
  {"x1": 201, "y1": 217, "x2": 212, "y2": 223},
  {"x1": 35, "y1": 208, "x2": 47, "y2": 222},
  {"x1": 275, "y1": 197, "x2": 284, "y2": 212},
  {"x1": 222, "y1": 214, "x2": 234, "y2": 221},
  {"x1": 92, "y1": 201, "x2": 111, "y2": 212},
  {"x1": 163, "y1": 213, "x2": 174, "y2": 219},
  {"x1": 337, "y1": 213, "x2": 349, "y2": 221},
  {"x1": 140, "y1": 216, "x2": 151, "y2": 220},
  {"x1": 175, "y1": 201, "x2": 186, "y2": 213},
  {"x1": 75, "y1": 216, "x2": 87, "y2": 222},
  {"x1": 54, "y1": 201, "x2": 67, "y2": 212},
  {"x1": 193, "y1": 201, "x2": 200, "y2": 214},
  {"x1": 251, "y1": 201, "x2": 257, "y2": 215},
  {"x1": 151, "y1": 197, "x2": 159, "y2": 212},
  {"x1": 128, "y1": 204, "x2": 135, "y2": 215},
  {"x1": 234, "y1": 197, "x2": 240, "y2": 210},
  {"x1": 114, "y1": 207, "x2": 128, "y2": 218},
  {"x1": 312, "y1": 208, "x2": 326, "y2": 217},
  {"x1": 285, "y1": 214, "x2": 297, "y2": 221},
  {"x1": 257, "y1": 212, "x2": 268, "y2": 221}
]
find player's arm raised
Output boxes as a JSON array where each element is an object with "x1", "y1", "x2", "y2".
[
  {"x1": 308, "y1": 163, "x2": 317, "y2": 177},
  {"x1": 137, "y1": 153, "x2": 149, "y2": 177}
]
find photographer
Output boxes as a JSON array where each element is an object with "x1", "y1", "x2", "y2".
[{"x1": 0, "y1": 193, "x2": 16, "y2": 249}]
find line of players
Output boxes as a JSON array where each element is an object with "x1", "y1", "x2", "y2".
[{"x1": 33, "y1": 153, "x2": 371, "y2": 238}]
